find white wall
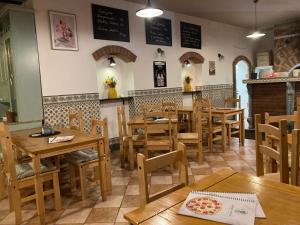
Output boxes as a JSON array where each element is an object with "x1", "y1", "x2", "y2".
[{"x1": 33, "y1": 0, "x2": 255, "y2": 96}]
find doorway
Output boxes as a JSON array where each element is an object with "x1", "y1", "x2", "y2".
[{"x1": 233, "y1": 56, "x2": 251, "y2": 129}]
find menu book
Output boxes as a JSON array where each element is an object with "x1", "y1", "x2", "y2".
[
  {"x1": 178, "y1": 191, "x2": 265, "y2": 225},
  {"x1": 48, "y1": 136, "x2": 74, "y2": 144}
]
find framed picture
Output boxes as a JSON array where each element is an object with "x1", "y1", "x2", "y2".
[
  {"x1": 209, "y1": 61, "x2": 216, "y2": 75},
  {"x1": 49, "y1": 11, "x2": 78, "y2": 51},
  {"x1": 153, "y1": 61, "x2": 167, "y2": 87}
]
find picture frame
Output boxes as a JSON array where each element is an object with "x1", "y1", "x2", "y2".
[
  {"x1": 153, "y1": 61, "x2": 167, "y2": 87},
  {"x1": 209, "y1": 61, "x2": 216, "y2": 75},
  {"x1": 49, "y1": 11, "x2": 78, "y2": 51}
]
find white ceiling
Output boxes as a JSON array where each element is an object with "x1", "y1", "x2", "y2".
[{"x1": 126, "y1": 0, "x2": 300, "y2": 29}]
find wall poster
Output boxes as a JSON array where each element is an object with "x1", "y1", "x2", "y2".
[
  {"x1": 209, "y1": 61, "x2": 216, "y2": 75},
  {"x1": 153, "y1": 61, "x2": 167, "y2": 87}
]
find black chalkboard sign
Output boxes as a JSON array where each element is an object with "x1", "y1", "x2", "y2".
[
  {"x1": 180, "y1": 21, "x2": 201, "y2": 49},
  {"x1": 145, "y1": 17, "x2": 172, "y2": 46},
  {"x1": 92, "y1": 4, "x2": 130, "y2": 42}
]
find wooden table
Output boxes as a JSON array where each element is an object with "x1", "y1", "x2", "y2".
[
  {"x1": 127, "y1": 117, "x2": 177, "y2": 170},
  {"x1": 178, "y1": 106, "x2": 245, "y2": 151},
  {"x1": 124, "y1": 169, "x2": 300, "y2": 224},
  {"x1": 11, "y1": 128, "x2": 110, "y2": 225}
]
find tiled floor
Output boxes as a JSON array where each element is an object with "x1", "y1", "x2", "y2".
[{"x1": 0, "y1": 138, "x2": 256, "y2": 225}]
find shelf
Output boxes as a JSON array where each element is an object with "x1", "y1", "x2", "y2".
[
  {"x1": 243, "y1": 77, "x2": 300, "y2": 84},
  {"x1": 99, "y1": 97, "x2": 132, "y2": 104}
]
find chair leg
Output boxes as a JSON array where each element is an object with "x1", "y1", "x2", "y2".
[
  {"x1": 7, "y1": 186, "x2": 14, "y2": 212},
  {"x1": 69, "y1": 164, "x2": 77, "y2": 192},
  {"x1": 197, "y1": 142, "x2": 203, "y2": 164},
  {"x1": 53, "y1": 172, "x2": 61, "y2": 211},
  {"x1": 208, "y1": 133, "x2": 213, "y2": 152},
  {"x1": 11, "y1": 185, "x2": 22, "y2": 225},
  {"x1": 228, "y1": 125, "x2": 232, "y2": 145},
  {"x1": 120, "y1": 143, "x2": 125, "y2": 168},
  {"x1": 79, "y1": 165, "x2": 87, "y2": 201}
]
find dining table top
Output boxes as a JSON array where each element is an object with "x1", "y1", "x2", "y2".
[
  {"x1": 124, "y1": 169, "x2": 300, "y2": 225},
  {"x1": 127, "y1": 116, "x2": 178, "y2": 125},
  {"x1": 11, "y1": 127, "x2": 103, "y2": 156},
  {"x1": 178, "y1": 106, "x2": 244, "y2": 114}
]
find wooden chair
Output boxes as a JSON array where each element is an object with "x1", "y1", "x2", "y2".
[
  {"x1": 162, "y1": 102, "x2": 178, "y2": 115},
  {"x1": 0, "y1": 122, "x2": 61, "y2": 225},
  {"x1": 137, "y1": 142, "x2": 188, "y2": 205},
  {"x1": 67, "y1": 109, "x2": 84, "y2": 131},
  {"x1": 0, "y1": 150, "x2": 6, "y2": 200},
  {"x1": 224, "y1": 95, "x2": 242, "y2": 145},
  {"x1": 117, "y1": 106, "x2": 144, "y2": 168},
  {"x1": 141, "y1": 103, "x2": 162, "y2": 113},
  {"x1": 177, "y1": 100, "x2": 203, "y2": 163},
  {"x1": 143, "y1": 110, "x2": 176, "y2": 158},
  {"x1": 255, "y1": 114, "x2": 289, "y2": 184},
  {"x1": 291, "y1": 129, "x2": 300, "y2": 186},
  {"x1": 200, "y1": 97, "x2": 225, "y2": 152},
  {"x1": 67, "y1": 117, "x2": 112, "y2": 200}
]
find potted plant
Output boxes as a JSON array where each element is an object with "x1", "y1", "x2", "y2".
[
  {"x1": 184, "y1": 74, "x2": 192, "y2": 92},
  {"x1": 104, "y1": 76, "x2": 117, "y2": 99}
]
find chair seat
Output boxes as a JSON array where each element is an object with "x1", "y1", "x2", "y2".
[
  {"x1": 146, "y1": 140, "x2": 171, "y2": 146},
  {"x1": 66, "y1": 149, "x2": 98, "y2": 164},
  {"x1": 16, "y1": 159, "x2": 56, "y2": 180},
  {"x1": 177, "y1": 133, "x2": 198, "y2": 140},
  {"x1": 225, "y1": 119, "x2": 240, "y2": 125}
]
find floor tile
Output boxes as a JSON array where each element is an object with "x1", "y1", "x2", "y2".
[
  {"x1": 94, "y1": 196, "x2": 123, "y2": 208},
  {"x1": 111, "y1": 186, "x2": 127, "y2": 196},
  {"x1": 55, "y1": 208, "x2": 92, "y2": 224},
  {"x1": 85, "y1": 208, "x2": 118, "y2": 223},
  {"x1": 121, "y1": 195, "x2": 140, "y2": 208},
  {"x1": 151, "y1": 176, "x2": 172, "y2": 184},
  {"x1": 0, "y1": 210, "x2": 36, "y2": 225},
  {"x1": 125, "y1": 185, "x2": 139, "y2": 195},
  {"x1": 111, "y1": 177, "x2": 130, "y2": 186}
]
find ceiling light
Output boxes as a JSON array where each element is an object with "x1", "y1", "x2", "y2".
[
  {"x1": 246, "y1": 0, "x2": 266, "y2": 39},
  {"x1": 184, "y1": 60, "x2": 191, "y2": 67},
  {"x1": 136, "y1": 0, "x2": 163, "y2": 18},
  {"x1": 108, "y1": 57, "x2": 116, "y2": 67}
]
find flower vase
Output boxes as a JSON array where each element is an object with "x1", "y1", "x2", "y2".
[
  {"x1": 108, "y1": 87, "x2": 117, "y2": 99},
  {"x1": 184, "y1": 83, "x2": 192, "y2": 92}
]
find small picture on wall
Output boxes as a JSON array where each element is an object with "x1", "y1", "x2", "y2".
[
  {"x1": 153, "y1": 61, "x2": 167, "y2": 87},
  {"x1": 209, "y1": 61, "x2": 216, "y2": 75},
  {"x1": 49, "y1": 11, "x2": 78, "y2": 51}
]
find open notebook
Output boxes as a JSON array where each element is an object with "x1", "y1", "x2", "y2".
[{"x1": 178, "y1": 191, "x2": 265, "y2": 225}]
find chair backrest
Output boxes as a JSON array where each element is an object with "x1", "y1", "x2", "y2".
[
  {"x1": 137, "y1": 142, "x2": 188, "y2": 205},
  {"x1": 255, "y1": 114, "x2": 289, "y2": 183},
  {"x1": 162, "y1": 102, "x2": 178, "y2": 116},
  {"x1": 198, "y1": 97, "x2": 212, "y2": 131},
  {"x1": 117, "y1": 106, "x2": 127, "y2": 143},
  {"x1": 0, "y1": 122, "x2": 17, "y2": 181},
  {"x1": 141, "y1": 103, "x2": 162, "y2": 114},
  {"x1": 143, "y1": 111, "x2": 173, "y2": 144},
  {"x1": 91, "y1": 118, "x2": 109, "y2": 153},
  {"x1": 265, "y1": 111, "x2": 300, "y2": 129},
  {"x1": 291, "y1": 129, "x2": 300, "y2": 186},
  {"x1": 68, "y1": 109, "x2": 84, "y2": 132},
  {"x1": 224, "y1": 95, "x2": 241, "y2": 108}
]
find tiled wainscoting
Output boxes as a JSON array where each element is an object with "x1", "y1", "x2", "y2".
[
  {"x1": 43, "y1": 93, "x2": 101, "y2": 133},
  {"x1": 42, "y1": 84, "x2": 233, "y2": 145}
]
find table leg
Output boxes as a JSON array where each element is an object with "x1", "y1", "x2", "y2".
[
  {"x1": 128, "y1": 125, "x2": 135, "y2": 170},
  {"x1": 104, "y1": 136, "x2": 112, "y2": 193},
  {"x1": 221, "y1": 115, "x2": 227, "y2": 152},
  {"x1": 97, "y1": 140, "x2": 107, "y2": 201},
  {"x1": 188, "y1": 112, "x2": 192, "y2": 132},
  {"x1": 240, "y1": 110, "x2": 245, "y2": 146},
  {"x1": 32, "y1": 155, "x2": 45, "y2": 225}
]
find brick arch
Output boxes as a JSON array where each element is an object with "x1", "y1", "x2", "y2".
[
  {"x1": 92, "y1": 45, "x2": 137, "y2": 63},
  {"x1": 179, "y1": 52, "x2": 205, "y2": 64}
]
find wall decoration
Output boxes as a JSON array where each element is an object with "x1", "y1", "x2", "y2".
[
  {"x1": 180, "y1": 22, "x2": 201, "y2": 49},
  {"x1": 49, "y1": 11, "x2": 78, "y2": 51},
  {"x1": 153, "y1": 61, "x2": 167, "y2": 87},
  {"x1": 209, "y1": 61, "x2": 216, "y2": 75},
  {"x1": 91, "y1": 4, "x2": 130, "y2": 42},
  {"x1": 146, "y1": 17, "x2": 172, "y2": 46}
]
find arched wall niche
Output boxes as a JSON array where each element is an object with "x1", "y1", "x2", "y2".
[
  {"x1": 179, "y1": 52, "x2": 205, "y2": 64},
  {"x1": 92, "y1": 45, "x2": 137, "y2": 63}
]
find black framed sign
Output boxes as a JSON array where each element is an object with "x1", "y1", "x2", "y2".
[
  {"x1": 91, "y1": 4, "x2": 130, "y2": 42},
  {"x1": 180, "y1": 21, "x2": 201, "y2": 49},
  {"x1": 153, "y1": 61, "x2": 167, "y2": 87},
  {"x1": 146, "y1": 17, "x2": 172, "y2": 46}
]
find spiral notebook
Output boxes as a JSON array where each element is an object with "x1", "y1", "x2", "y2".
[{"x1": 178, "y1": 191, "x2": 265, "y2": 225}]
